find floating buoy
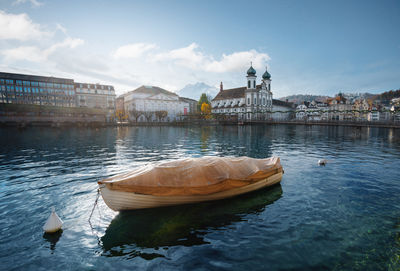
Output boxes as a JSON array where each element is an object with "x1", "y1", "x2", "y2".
[
  {"x1": 43, "y1": 207, "x2": 63, "y2": 233},
  {"x1": 318, "y1": 159, "x2": 327, "y2": 166}
]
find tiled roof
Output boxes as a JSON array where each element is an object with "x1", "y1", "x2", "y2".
[
  {"x1": 212, "y1": 85, "x2": 262, "y2": 101},
  {"x1": 179, "y1": 97, "x2": 197, "y2": 102},
  {"x1": 272, "y1": 99, "x2": 293, "y2": 108},
  {"x1": 326, "y1": 95, "x2": 347, "y2": 104},
  {"x1": 130, "y1": 85, "x2": 178, "y2": 97}
]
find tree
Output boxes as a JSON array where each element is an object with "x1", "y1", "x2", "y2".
[
  {"x1": 129, "y1": 109, "x2": 143, "y2": 122},
  {"x1": 155, "y1": 110, "x2": 168, "y2": 122},
  {"x1": 143, "y1": 111, "x2": 154, "y2": 122},
  {"x1": 198, "y1": 93, "x2": 210, "y2": 111},
  {"x1": 201, "y1": 102, "x2": 211, "y2": 119},
  {"x1": 115, "y1": 110, "x2": 128, "y2": 122}
]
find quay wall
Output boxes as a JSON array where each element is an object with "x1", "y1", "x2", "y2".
[{"x1": 0, "y1": 103, "x2": 112, "y2": 127}]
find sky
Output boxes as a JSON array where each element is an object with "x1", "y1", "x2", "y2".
[{"x1": 0, "y1": 0, "x2": 399, "y2": 98}]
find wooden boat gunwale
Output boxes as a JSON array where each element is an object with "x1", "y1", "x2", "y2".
[{"x1": 99, "y1": 171, "x2": 283, "y2": 211}]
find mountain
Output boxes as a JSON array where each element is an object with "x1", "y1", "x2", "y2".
[{"x1": 177, "y1": 82, "x2": 219, "y2": 101}]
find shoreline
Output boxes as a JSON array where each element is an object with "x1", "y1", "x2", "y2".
[{"x1": 1, "y1": 120, "x2": 399, "y2": 129}]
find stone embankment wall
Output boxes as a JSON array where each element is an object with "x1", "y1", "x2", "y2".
[{"x1": 0, "y1": 103, "x2": 113, "y2": 126}]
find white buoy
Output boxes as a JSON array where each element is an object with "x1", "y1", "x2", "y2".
[
  {"x1": 43, "y1": 207, "x2": 63, "y2": 233},
  {"x1": 318, "y1": 159, "x2": 327, "y2": 166}
]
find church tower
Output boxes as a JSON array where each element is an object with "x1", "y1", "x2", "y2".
[
  {"x1": 245, "y1": 63, "x2": 258, "y2": 120},
  {"x1": 262, "y1": 67, "x2": 273, "y2": 116},
  {"x1": 246, "y1": 63, "x2": 257, "y2": 90},
  {"x1": 262, "y1": 67, "x2": 271, "y2": 91}
]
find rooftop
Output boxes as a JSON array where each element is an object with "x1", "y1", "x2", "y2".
[
  {"x1": 213, "y1": 85, "x2": 262, "y2": 100},
  {"x1": 127, "y1": 85, "x2": 178, "y2": 97},
  {"x1": 0, "y1": 71, "x2": 74, "y2": 84}
]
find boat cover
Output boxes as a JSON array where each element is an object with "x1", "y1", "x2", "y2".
[{"x1": 98, "y1": 156, "x2": 282, "y2": 196}]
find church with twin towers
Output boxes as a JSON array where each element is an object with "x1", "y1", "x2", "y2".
[{"x1": 211, "y1": 64, "x2": 293, "y2": 121}]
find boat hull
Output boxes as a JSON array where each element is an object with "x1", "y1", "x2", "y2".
[{"x1": 99, "y1": 172, "x2": 283, "y2": 211}]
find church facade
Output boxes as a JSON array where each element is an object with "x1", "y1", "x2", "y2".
[{"x1": 211, "y1": 65, "x2": 293, "y2": 121}]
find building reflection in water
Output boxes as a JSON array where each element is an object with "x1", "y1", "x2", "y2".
[
  {"x1": 101, "y1": 184, "x2": 283, "y2": 258},
  {"x1": 200, "y1": 126, "x2": 211, "y2": 151}
]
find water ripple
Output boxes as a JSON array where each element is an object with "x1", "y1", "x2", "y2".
[{"x1": 0, "y1": 125, "x2": 399, "y2": 270}]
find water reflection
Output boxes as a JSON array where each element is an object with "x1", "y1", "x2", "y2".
[
  {"x1": 200, "y1": 126, "x2": 211, "y2": 151},
  {"x1": 101, "y1": 184, "x2": 283, "y2": 257},
  {"x1": 43, "y1": 231, "x2": 63, "y2": 252}
]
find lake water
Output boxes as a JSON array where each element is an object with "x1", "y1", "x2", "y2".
[{"x1": 0, "y1": 125, "x2": 399, "y2": 270}]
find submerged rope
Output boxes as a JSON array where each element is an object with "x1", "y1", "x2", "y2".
[{"x1": 88, "y1": 188, "x2": 102, "y2": 247}]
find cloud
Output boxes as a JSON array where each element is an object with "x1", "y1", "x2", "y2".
[
  {"x1": 45, "y1": 37, "x2": 84, "y2": 55},
  {"x1": 153, "y1": 43, "x2": 206, "y2": 69},
  {"x1": 56, "y1": 23, "x2": 68, "y2": 35},
  {"x1": 13, "y1": 0, "x2": 43, "y2": 7},
  {"x1": 205, "y1": 50, "x2": 270, "y2": 73},
  {"x1": 152, "y1": 43, "x2": 270, "y2": 73},
  {"x1": 2, "y1": 46, "x2": 45, "y2": 62},
  {"x1": 112, "y1": 43, "x2": 157, "y2": 59},
  {"x1": 2, "y1": 37, "x2": 85, "y2": 62},
  {"x1": 0, "y1": 10, "x2": 50, "y2": 41}
]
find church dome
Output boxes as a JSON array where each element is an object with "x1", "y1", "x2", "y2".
[
  {"x1": 247, "y1": 65, "x2": 256, "y2": 76},
  {"x1": 262, "y1": 69, "x2": 271, "y2": 80}
]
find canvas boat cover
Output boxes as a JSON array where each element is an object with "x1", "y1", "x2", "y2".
[{"x1": 98, "y1": 156, "x2": 283, "y2": 196}]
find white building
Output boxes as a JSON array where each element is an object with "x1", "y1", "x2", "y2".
[
  {"x1": 327, "y1": 94, "x2": 353, "y2": 121},
  {"x1": 368, "y1": 106, "x2": 380, "y2": 121},
  {"x1": 122, "y1": 86, "x2": 190, "y2": 122},
  {"x1": 296, "y1": 104, "x2": 307, "y2": 120},
  {"x1": 295, "y1": 101, "x2": 328, "y2": 121},
  {"x1": 211, "y1": 65, "x2": 293, "y2": 121}
]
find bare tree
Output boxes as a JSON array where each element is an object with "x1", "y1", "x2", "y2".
[
  {"x1": 129, "y1": 109, "x2": 142, "y2": 122},
  {"x1": 144, "y1": 111, "x2": 154, "y2": 122},
  {"x1": 155, "y1": 110, "x2": 168, "y2": 122}
]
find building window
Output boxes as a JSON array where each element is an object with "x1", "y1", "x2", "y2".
[
  {"x1": 253, "y1": 81, "x2": 256, "y2": 88},
  {"x1": 263, "y1": 97, "x2": 265, "y2": 105},
  {"x1": 248, "y1": 97, "x2": 250, "y2": 105},
  {"x1": 248, "y1": 81, "x2": 250, "y2": 88},
  {"x1": 254, "y1": 97, "x2": 257, "y2": 104}
]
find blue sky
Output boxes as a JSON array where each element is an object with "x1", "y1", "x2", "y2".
[{"x1": 0, "y1": 0, "x2": 399, "y2": 97}]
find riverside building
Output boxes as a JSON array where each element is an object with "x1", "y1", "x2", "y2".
[
  {"x1": 0, "y1": 72, "x2": 116, "y2": 111},
  {"x1": 121, "y1": 85, "x2": 191, "y2": 122},
  {"x1": 211, "y1": 65, "x2": 293, "y2": 121},
  {"x1": 74, "y1": 82, "x2": 116, "y2": 110},
  {"x1": 0, "y1": 72, "x2": 76, "y2": 107}
]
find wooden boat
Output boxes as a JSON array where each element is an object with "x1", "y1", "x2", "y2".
[{"x1": 98, "y1": 156, "x2": 283, "y2": 211}]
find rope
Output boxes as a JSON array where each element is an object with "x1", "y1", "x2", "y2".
[{"x1": 88, "y1": 188, "x2": 100, "y2": 223}]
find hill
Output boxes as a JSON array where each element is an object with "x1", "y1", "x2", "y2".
[
  {"x1": 279, "y1": 94, "x2": 330, "y2": 104},
  {"x1": 370, "y1": 89, "x2": 400, "y2": 104}
]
